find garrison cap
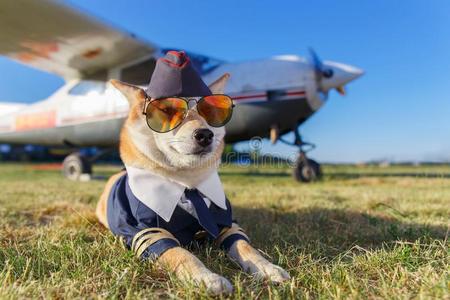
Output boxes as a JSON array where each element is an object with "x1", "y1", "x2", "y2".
[{"x1": 146, "y1": 51, "x2": 212, "y2": 99}]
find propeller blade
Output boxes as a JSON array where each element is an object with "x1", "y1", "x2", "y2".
[
  {"x1": 336, "y1": 86, "x2": 346, "y2": 96},
  {"x1": 308, "y1": 47, "x2": 323, "y2": 72},
  {"x1": 308, "y1": 48, "x2": 336, "y2": 100},
  {"x1": 308, "y1": 48, "x2": 323, "y2": 88}
]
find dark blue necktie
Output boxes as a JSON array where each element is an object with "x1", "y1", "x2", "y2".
[{"x1": 184, "y1": 188, "x2": 220, "y2": 238}]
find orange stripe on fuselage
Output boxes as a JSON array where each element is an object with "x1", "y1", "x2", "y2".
[{"x1": 15, "y1": 111, "x2": 56, "y2": 131}]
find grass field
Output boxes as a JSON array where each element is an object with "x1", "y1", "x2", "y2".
[{"x1": 0, "y1": 163, "x2": 448, "y2": 299}]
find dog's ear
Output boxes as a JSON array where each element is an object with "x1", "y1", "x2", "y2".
[
  {"x1": 208, "y1": 73, "x2": 230, "y2": 94},
  {"x1": 110, "y1": 79, "x2": 146, "y2": 106}
]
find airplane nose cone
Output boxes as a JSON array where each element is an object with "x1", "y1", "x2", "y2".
[{"x1": 319, "y1": 61, "x2": 364, "y2": 91}]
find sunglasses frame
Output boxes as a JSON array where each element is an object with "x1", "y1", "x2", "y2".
[{"x1": 142, "y1": 94, "x2": 235, "y2": 133}]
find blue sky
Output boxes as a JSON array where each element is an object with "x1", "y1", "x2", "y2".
[{"x1": 0, "y1": 0, "x2": 449, "y2": 162}]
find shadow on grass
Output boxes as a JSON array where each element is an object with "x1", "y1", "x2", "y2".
[
  {"x1": 221, "y1": 170, "x2": 450, "y2": 181},
  {"x1": 220, "y1": 171, "x2": 290, "y2": 177},
  {"x1": 327, "y1": 172, "x2": 450, "y2": 180},
  {"x1": 233, "y1": 206, "x2": 448, "y2": 258},
  {"x1": 90, "y1": 175, "x2": 109, "y2": 181}
]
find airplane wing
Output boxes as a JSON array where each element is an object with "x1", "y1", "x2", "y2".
[{"x1": 0, "y1": 0, "x2": 158, "y2": 80}]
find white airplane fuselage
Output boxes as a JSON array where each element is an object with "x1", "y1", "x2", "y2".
[{"x1": 0, "y1": 55, "x2": 363, "y2": 147}]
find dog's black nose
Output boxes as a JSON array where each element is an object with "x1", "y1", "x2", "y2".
[{"x1": 193, "y1": 129, "x2": 214, "y2": 147}]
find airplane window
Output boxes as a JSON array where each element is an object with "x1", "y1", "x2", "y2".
[{"x1": 69, "y1": 81, "x2": 106, "y2": 96}]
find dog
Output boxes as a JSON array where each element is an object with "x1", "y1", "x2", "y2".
[{"x1": 96, "y1": 51, "x2": 290, "y2": 295}]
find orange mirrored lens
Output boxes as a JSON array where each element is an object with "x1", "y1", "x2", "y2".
[
  {"x1": 197, "y1": 95, "x2": 233, "y2": 127},
  {"x1": 145, "y1": 98, "x2": 188, "y2": 132}
]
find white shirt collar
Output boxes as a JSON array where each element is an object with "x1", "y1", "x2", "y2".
[{"x1": 126, "y1": 166, "x2": 227, "y2": 222}]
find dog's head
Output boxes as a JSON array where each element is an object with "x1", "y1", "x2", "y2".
[{"x1": 111, "y1": 74, "x2": 230, "y2": 172}]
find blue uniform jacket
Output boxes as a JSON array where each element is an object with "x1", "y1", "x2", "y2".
[{"x1": 107, "y1": 173, "x2": 246, "y2": 259}]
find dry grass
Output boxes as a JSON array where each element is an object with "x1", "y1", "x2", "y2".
[{"x1": 0, "y1": 163, "x2": 449, "y2": 299}]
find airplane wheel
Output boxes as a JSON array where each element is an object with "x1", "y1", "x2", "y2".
[
  {"x1": 62, "y1": 153, "x2": 92, "y2": 181},
  {"x1": 293, "y1": 158, "x2": 322, "y2": 183}
]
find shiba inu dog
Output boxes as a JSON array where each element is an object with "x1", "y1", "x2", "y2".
[{"x1": 96, "y1": 51, "x2": 289, "y2": 295}]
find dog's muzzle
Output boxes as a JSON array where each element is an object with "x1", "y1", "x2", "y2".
[{"x1": 193, "y1": 129, "x2": 214, "y2": 147}]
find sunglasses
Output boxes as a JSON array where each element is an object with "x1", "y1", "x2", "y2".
[{"x1": 142, "y1": 94, "x2": 235, "y2": 133}]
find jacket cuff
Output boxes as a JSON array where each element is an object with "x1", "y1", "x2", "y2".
[
  {"x1": 215, "y1": 223, "x2": 250, "y2": 251},
  {"x1": 140, "y1": 238, "x2": 180, "y2": 260},
  {"x1": 132, "y1": 227, "x2": 180, "y2": 259},
  {"x1": 220, "y1": 233, "x2": 249, "y2": 251}
]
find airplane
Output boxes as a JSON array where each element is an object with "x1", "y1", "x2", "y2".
[{"x1": 0, "y1": 0, "x2": 363, "y2": 182}]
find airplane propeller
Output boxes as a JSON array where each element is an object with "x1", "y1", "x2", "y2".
[
  {"x1": 308, "y1": 48, "x2": 348, "y2": 99},
  {"x1": 309, "y1": 48, "x2": 329, "y2": 100}
]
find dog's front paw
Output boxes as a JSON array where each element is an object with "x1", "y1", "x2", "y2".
[
  {"x1": 195, "y1": 272, "x2": 233, "y2": 295},
  {"x1": 253, "y1": 262, "x2": 290, "y2": 283}
]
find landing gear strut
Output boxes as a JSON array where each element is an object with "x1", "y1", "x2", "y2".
[{"x1": 280, "y1": 127, "x2": 322, "y2": 183}]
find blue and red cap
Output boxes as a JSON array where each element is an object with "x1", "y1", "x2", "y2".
[{"x1": 146, "y1": 51, "x2": 212, "y2": 99}]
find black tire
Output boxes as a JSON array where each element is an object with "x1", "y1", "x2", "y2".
[
  {"x1": 62, "y1": 153, "x2": 92, "y2": 181},
  {"x1": 293, "y1": 158, "x2": 322, "y2": 183}
]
